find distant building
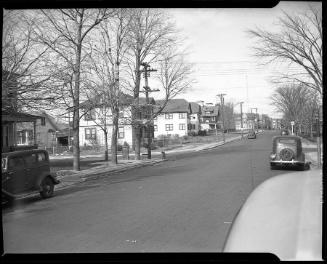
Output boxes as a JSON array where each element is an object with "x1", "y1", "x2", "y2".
[
  {"x1": 200, "y1": 103, "x2": 220, "y2": 131},
  {"x1": 189, "y1": 102, "x2": 202, "y2": 135}
]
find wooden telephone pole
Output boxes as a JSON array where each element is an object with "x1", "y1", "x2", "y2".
[
  {"x1": 217, "y1": 93, "x2": 226, "y2": 143},
  {"x1": 140, "y1": 62, "x2": 159, "y2": 159}
]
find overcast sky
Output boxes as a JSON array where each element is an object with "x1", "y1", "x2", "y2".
[{"x1": 147, "y1": 1, "x2": 321, "y2": 119}]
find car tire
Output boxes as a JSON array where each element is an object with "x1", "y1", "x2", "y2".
[{"x1": 40, "y1": 177, "x2": 54, "y2": 199}]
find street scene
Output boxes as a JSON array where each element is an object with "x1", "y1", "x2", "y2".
[{"x1": 2, "y1": 2, "x2": 323, "y2": 261}]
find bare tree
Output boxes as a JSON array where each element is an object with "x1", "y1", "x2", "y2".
[
  {"x1": 85, "y1": 9, "x2": 133, "y2": 163},
  {"x1": 32, "y1": 9, "x2": 115, "y2": 170},
  {"x1": 248, "y1": 5, "x2": 322, "y2": 95},
  {"x1": 270, "y1": 84, "x2": 318, "y2": 134},
  {"x1": 2, "y1": 10, "x2": 56, "y2": 111},
  {"x1": 155, "y1": 48, "x2": 194, "y2": 104},
  {"x1": 124, "y1": 9, "x2": 177, "y2": 160}
]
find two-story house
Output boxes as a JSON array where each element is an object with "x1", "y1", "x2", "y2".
[
  {"x1": 154, "y1": 99, "x2": 191, "y2": 138},
  {"x1": 79, "y1": 94, "x2": 155, "y2": 148},
  {"x1": 200, "y1": 103, "x2": 220, "y2": 131}
]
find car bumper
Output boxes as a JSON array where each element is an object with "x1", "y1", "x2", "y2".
[{"x1": 270, "y1": 160, "x2": 305, "y2": 165}]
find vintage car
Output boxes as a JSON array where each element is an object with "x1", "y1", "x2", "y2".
[
  {"x1": 247, "y1": 130, "x2": 256, "y2": 139},
  {"x1": 269, "y1": 136, "x2": 310, "y2": 170},
  {"x1": 223, "y1": 169, "x2": 322, "y2": 261},
  {"x1": 2, "y1": 149, "x2": 60, "y2": 203}
]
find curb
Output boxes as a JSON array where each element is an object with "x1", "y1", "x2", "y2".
[
  {"x1": 55, "y1": 159, "x2": 165, "y2": 191},
  {"x1": 55, "y1": 134, "x2": 245, "y2": 191}
]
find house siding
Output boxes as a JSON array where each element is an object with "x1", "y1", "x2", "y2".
[
  {"x1": 154, "y1": 113, "x2": 189, "y2": 137},
  {"x1": 79, "y1": 106, "x2": 133, "y2": 147}
]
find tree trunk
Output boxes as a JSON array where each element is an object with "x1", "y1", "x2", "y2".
[
  {"x1": 72, "y1": 27, "x2": 82, "y2": 171},
  {"x1": 111, "y1": 109, "x2": 119, "y2": 164},
  {"x1": 133, "y1": 58, "x2": 141, "y2": 160},
  {"x1": 104, "y1": 130, "x2": 109, "y2": 161}
]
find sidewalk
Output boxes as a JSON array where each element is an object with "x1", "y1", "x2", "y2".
[
  {"x1": 54, "y1": 133, "x2": 245, "y2": 191},
  {"x1": 300, "y1": 137, "x2": 323, "y2": 167}
]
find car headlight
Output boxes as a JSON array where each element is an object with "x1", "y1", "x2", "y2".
[{"x1": 270, "y1": 153, "x2": 276, "y2": 159}]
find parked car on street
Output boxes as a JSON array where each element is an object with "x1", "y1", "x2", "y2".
[
  {"x1": 2, "y1": 149, "x2": 60, "y2": 203},
  {"x1": 223, "y1": 169, "x2": 322, "y2": 261},
  {"x1": 269, "y1": 136, "x2": 310, "y2": 170},
  {"x1": 247, "y1": 130, "x2": 256, "y2": 139}
]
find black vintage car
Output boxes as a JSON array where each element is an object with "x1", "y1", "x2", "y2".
[
  {"x1": 269, "y1": 136, "x2": 310, "y2": 170},
  {"x1": 2, "y1": 149, "x2": 60, "y2": 203}
]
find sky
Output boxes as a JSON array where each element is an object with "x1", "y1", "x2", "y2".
[{"x1": 146, "y1": 1, "x2": 321, "y2": 119}]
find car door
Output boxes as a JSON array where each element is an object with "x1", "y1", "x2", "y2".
[
  {"x1": 3, "y1": 156, "x2": 26, "y2": 194},
  {"x1": 23, "y1": 153, "x2": 40, "y2": 191}
]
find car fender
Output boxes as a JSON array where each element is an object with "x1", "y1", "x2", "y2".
[
  {"x1": 223, "y1": 169, "x2": 322, "y2": 261},
  {"x1": 34, "y1": 172, "x2": 60, "y2": 191}
]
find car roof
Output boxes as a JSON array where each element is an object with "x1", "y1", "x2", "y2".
[
  {"x1": 223, "y1": 169, "x2": 322, "y2": 260},
  {"x1": 2, "y1": 149, "x2": 48, "y2": 158},
  {"x1": 273, "y1": 135, "x2": 301, "y2": 141}
]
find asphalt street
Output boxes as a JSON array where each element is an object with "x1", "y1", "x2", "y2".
[{"x1": 3, "y1": 130, "x2": 293, "y2": 253}]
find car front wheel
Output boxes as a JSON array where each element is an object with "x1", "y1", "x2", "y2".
[{"x1": 40, "y1": 177, "x2": 54, "y2": 199}]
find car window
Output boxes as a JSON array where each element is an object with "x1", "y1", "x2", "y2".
[
  {"x1": 37, "y1": 152, "x2": 47, "y2": 162},
  {"x1": 8, "y1": 157, "x2": 25, "y2": 170},
  {"x1": 278, "y1": 139, "x2": 296, "y2": 145},
  {"x1": 2, "y1": 157, "x2": 8, "y2": 172},
  {"x1": 24, "y1": 154, "x2": 38, "y2": 165}
]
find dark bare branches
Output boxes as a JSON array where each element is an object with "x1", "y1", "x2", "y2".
[{"x1": 248, "y1": 5, "x2": 322, "y2": 95}]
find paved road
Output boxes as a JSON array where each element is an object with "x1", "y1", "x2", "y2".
[{"x1": 3, "y1": 131, "x2": 291, "y2": 253}]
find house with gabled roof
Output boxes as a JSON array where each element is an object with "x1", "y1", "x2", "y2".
[
  {"x1": 15, "y1": 111, "x2": 70, "y2": 149},
  {"x1": 200, "y1": 103, "x2": 220, "y2": 131},
  {"x1": 154, "y1": 99, "x2": 192, "y2": 137},
  {"x1": 78, "y1": 93, "x2": 155, "y2": 147}
]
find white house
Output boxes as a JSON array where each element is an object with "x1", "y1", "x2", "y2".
[
  {"x1": 189, "y1": 102, "x2": 202, "y2": 135},
  {"x1": 78, "y1": 94, "x2": 134, "y2": 147},
  {"x1": 78, "y1": 95, "x2": 155, "y2": 148},
  {"x1": 154, "y1": 99, "x2": 192, "y2": 138}
]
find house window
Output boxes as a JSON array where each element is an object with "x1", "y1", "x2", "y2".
[
  {"x1": 165, "y1": 113, "x2": 173, "y2": 119},
  {"x1": 85, "y1": 128, "x2": 96, "y2": 139},
  {"x1": 165, "y1": 124, "x2": 173, "y2": 131},
  {"x1": 154, "y1": 125, "x2": 158, "y2": 131},
  {"x1": 179, "y1": 124, "x2": 186, "y2": 130},
  {"x1": 205, "y1": 111, "x2": 211, "y2": 115},
  {"x1": 85, "y1": 109, "x2": 96, "y2": 120},
  {"x1": 191, "y1": 124, "x2": 196, "y2": 130},
  {"x1": 211, "y1": 117, "x2": 216, "y2": 122},
  {"x1": 179, "y1": 113, "x2": 186, "y2": 119},
  {"x1": 118, "y1": 127, "x2": 124, "y2": 138}
]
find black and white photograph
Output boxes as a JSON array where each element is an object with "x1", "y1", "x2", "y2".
[{"x1": 2, "y1": 1, "x2": 324, "y2": 261}]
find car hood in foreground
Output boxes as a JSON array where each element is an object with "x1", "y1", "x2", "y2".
[{"x1": 223, "y1": 169, "x2": 322, "y2": 261}]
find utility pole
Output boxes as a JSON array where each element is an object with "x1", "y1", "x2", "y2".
[
  {"x1": 217, "y1": 93, "x2": 226, "y2": 143},
  {"x1": 140, "y1": 62, "x2": 159, "y2": 159}
]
